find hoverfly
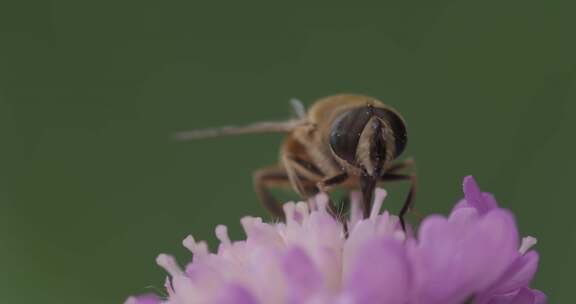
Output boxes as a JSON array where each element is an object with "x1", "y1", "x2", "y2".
[{"x1": 175, "y1": 94, "x2": 416, "y2": 229}]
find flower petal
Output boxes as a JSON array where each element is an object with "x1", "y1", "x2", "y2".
[
  {"x1": 214, "y1": 283, "x2": 259, "y2": 304},
  {"x1": 490, "y1": 251, "x2": 539, "y2": 296},
  {"x1": 124, "y1": 294, "x2": 162, "y2": 304},
  {"x1": 281, "y1": 246, "x2": 324, "y2": 303},
  {"x1": 455, "y1": 176, "x2": 499, "y2": 214},
  {"x1": 486, "y1": 287, "x2": 542, "y2": 304},
  {"x1": 343, "y1": 237, "x2": 410, "y2": 304},
  {"x1": 511, "y1": 288, "x2": 536, "y2": 304},
  {"x1": 532, "y1": 289, "x2": 547, "y2": 304},
  {"x1": 126, "y1": 178, "x2": 546, "y2": 304},
  {"x1": 412, "y1": 208, "x2": 519, "y2": 303}
]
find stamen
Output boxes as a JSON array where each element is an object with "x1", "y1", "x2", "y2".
[
  {"x1": 283, "y1": 203, "x2": 297, "y2": 225},
  {"x1": 519, "y1": 236, "x2": 538, "y2": 255},
  {"x1": 240, "y1": 216, "x2": 255, "y2": 236},
  {"x1": 315, "y1": 192, "x2": 329, "y2": 212},
  {"x1": 307, "y1": 196, "x2": 317, "y2": 211},
  {"x1": 370, "y1": 188, "x2": 388, "y2": 220},
  {"x1": 182, "y1": 234, "x2": 196, "y2": 250},
  {"x1": 295, "y1": 201, "x2": 310, "y2": 222},
  {"x1": 215, "y1": 225, "x2": 231, "y2": 246},
  {"x1": 240, "y1": 216, "x2": 264, "y2": 238},
  {"x1": 164, "y1": 277, "x2": 175, "y2": 296},
  {"x1": 349, "y1": 191, "x2": 363, "y2": 228},
  {"x1": 156, "y1": 254, "x2": 182, "y2": 277},
  {"x1": 182, "y1": 235, "x2": 209, "y2": 257}
]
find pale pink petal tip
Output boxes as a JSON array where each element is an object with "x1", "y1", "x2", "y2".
[{"x1": 124, "y1": 294, "x2": 161, "y2": 304}]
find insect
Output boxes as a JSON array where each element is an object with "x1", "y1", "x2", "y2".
[{"x1": 175, "y1": 94, "x2": 416, "y2": 230}]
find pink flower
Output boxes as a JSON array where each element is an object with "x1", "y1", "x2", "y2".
[{"x1": 125, "y1": 176, "x2": 546, "y2": 304}]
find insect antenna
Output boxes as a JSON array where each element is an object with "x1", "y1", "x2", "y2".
[
  {"x1": 174, "y1": 119, "x2": 305, "y2": 140},
  {"x1": 289, "y1": 98, "x2": 306, "y2": 119}
]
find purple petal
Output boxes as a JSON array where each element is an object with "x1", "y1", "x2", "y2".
[
  {"x1": 464, "y1": 176, "x2": 483, "y2": 204},
  {"x1": 413, "y1": 213, "x2": 477, "y2": 303},
  {"x1": 282, "y1": 246, "x2": 324, "y2": 302},
  {"x1": 453, "y1": 198, "x2": 469, "y2": 210},
  {"x1": 491, "y1": 251, "x2": 539, "y2": 295},
  {"x1": 486, "y1": 293, "x2": 515, "y2": 304},
  {"x1": 215, "y1": 283, "x2": 259, "y2": 304},
  {"x1": 343, "y1": 237, "x2": 410, "y2": 304},
  {"x1": 484, "y1": 288, "x2": 545, "y2": 304},
  {"x1": 457, "y1": 176, "x2": 499, "y2": 215},
  {"x1": 460, "y1": 209, "x2": 519, "y2": 289},
  {"x1": 481, "y1": 192, "x2": 499, "y2": 211},
  {"x1": 413, "y1": 208, "x2": 519, "y2": 303},
  {"x1": 124, "y1": 294, "x2": 162, "y2": 304},
  {"x1": 510, "y1": 288, "x2": 535, "y2": 304},
  {"x1": 532, "y1": 289, "x2": 547, "y2": 304}
]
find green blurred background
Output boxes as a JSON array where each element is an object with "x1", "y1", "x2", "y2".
[{"x1": 1, "y1": 1, "x2": 574, "y2": 303}]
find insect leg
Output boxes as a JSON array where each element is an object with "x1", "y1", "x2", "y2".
[
  {"x1": 316, "y1": 172, "x2": 349, "y2": 192},
  {"x1": 253, "y1": 166, "x2": 292, "y2": 220},
  {"x1": 282, "y1": 155, "x2": 324, "y2": 198},
  {"x1": 380, "y1": 173, "x2": 417, "y2": 231},
  {"x1": 385, "y1": 157, "x2": 415, "y2": 174},
  {"x1": 283, "y1": 156, "x2": 344, "y2": 219}
]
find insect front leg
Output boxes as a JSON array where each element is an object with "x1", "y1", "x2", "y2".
[{"x1": 380, "y1": 172, "x2": 417, "y2": 231}]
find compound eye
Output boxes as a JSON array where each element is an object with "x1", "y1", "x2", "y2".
[
  {"x1": 372, "y1": 108, "x2": 407, "y2": 158},
  {"x1": 329, "y1": 107, "x2": 372, "y2": 164}
]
